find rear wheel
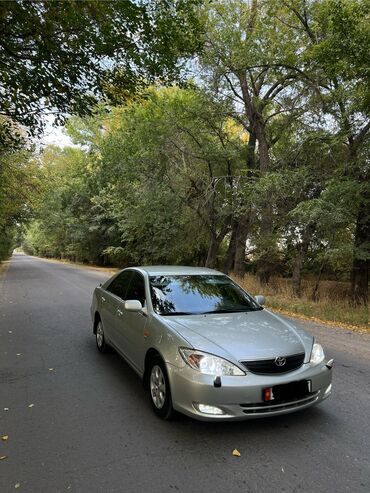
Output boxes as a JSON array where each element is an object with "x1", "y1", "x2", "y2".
[
  {"x1": 149, "y1": 356, "x2": 174, "y2": 420},
  {"x1": 96, "y1": 320, "x2": 108, "y2": 353}
]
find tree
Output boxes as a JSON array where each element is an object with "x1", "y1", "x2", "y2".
[
  {"x1": 24, "y1": 145, "x2": 115, "y2": 263},
  {"x1": 25, "y1": 87, "x2": 249, "y2": 267},
  {"x1": 0, "y1": 0, "x2": 204, "y2": 141},
  {"x1": 0, "y1": 148, "x2": 38, "y2": 260},
  {"x1": 88, "y1": 87, "x2": 247, "y2": 267},
  {"x1": 200, "y1": 0, "x2": 313, "y2": 281},
  {"x1": 277, "y1": 0, "x2": 370, "y2": 303},
  {"x1": 1, "y1": 0, "x2": 204, "y2": 260}
]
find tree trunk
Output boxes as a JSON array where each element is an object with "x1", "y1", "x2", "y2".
[
  {"x1": 205, "y1": 216, "x2": 231, "y2": 269},
  {"x1": 335, "y1": 104, "x2": 369, "y2": 305},
  {"x1": 311, "y1": 261, "x2": 325, "y2": 302},
  {"x1": 233, "y1": 133, "x2": 256, "y2": 277},
  {"x1": 292, "y1": 255, "x2": 304, "y2": 298},
  {"x1": 351, "y1": 192, "x2": 369, "y2": 305},
  {"x1": 256, "y1": 201, "x2": 274, "y2": 285},
  {"x1": 256, "y1": 130, "x2": 274, "y2": 285},
  {"x1": 223, "y1": 219, "x2": 238, "y2": 273},
  {"x1": 224, "y1": 131, "x2": 256, "y2": 275},
  {"x1": 205, "y1": 234, "x2": 223, "y2": 268},
  {"x1": 234, "y1": 213, "x2": 250, "y2": 277},
  {"x1": 239, "y1": 73, "x2": 274, "y2": 284},
  {"x1": 292, "y1": 224, "x2": 315, "y2": 297}
]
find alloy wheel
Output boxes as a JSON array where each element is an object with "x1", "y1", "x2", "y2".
[
  {"x1": 150, "y1": 365, "x2": 166, "y2": 409},
  {"x1": 96, "y1": 321, "x2": 104, "y2": 348}
]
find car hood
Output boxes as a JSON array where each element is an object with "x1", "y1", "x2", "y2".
[{"x1": 165, "y1": 309, "x2": 313, "y2": 363}]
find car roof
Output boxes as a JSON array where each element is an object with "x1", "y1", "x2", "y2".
[{"x1": 136, "y1": 265, "x2": 224, "y2": 276}]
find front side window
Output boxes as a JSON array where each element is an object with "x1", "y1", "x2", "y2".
[
  {"x1": 149, "y1": 275, "x2": 261, "y2": 315},
  {"x1": 106, "y1": 271, "x2": 133, "y2": 299},
  {"x1": 125, "y1": 272, "x2": 146, "y2": 306}
]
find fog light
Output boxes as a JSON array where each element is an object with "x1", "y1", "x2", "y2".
[
  {"x1": 324, "y1": 384, "x2": 332, "y2": 395},
  {"x1": 195, "y1": 403, "x2": 224, "y2": 415}
]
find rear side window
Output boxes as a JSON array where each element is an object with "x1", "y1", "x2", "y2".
[
  {"x1": 125, "y1": 272, "x2": 146, "y2": 306},
  {"x1": 106, "y1": 271, "x2": 133, "y2": 299}
]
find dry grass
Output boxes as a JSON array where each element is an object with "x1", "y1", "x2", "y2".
[
  {"x1": 232, "y1": 274, "x2": 369, "y2": 331},
  {"x1": 0, "y1": 260, "x2": 11, "y2": 296},
  {"x1": 0, "y1": 259, "x2": 10, "y2": 277}
]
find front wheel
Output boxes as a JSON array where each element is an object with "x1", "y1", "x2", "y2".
[
  {"x1": 96, "y1": 319, "x2": 108, "y2": 353},
  {"x1": 149, "y1": 357, "x2": 174, "y2": 420}
]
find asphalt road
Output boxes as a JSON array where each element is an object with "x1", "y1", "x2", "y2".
[{"x1": 1, "y1": 253, "x2": 369, "y2": 493}]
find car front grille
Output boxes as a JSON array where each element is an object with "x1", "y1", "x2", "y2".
[{"x1": 241, "y1": 353, "x2": 305, "y2": 375}]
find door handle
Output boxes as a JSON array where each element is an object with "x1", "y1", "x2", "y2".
[
  {"x1": 101, "y1": 296, "x2": 106, "y2": 303},
  {"x1": 117, "y1": 309, "x2": 123, "y2": 317}
]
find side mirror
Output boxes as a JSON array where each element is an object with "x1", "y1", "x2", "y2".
[
  {"x1": 124, "y1": 300, "x2": 143, "y2": 312},
  {"x1": 255, "y1": 295, "x2": 265, "y2": 306}
]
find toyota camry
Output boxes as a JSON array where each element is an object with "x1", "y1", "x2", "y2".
[{"x1": 91, "y1": 266, "x2": 333, "y2": 420}]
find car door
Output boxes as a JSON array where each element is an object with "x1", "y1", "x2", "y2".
[
  {"x1": 100, "y1": 270, "x2": 133, "y2": 346},
  {"x1": 115, "y1": 271, "x2": 148, "y2": 373}
]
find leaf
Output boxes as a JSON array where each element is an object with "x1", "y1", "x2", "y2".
[
  {"x1": 15, "y1": 484, "x2": 20, "y2": 489},
  {"x1": 28, "y1": 404, "x2": 34, "y2": 408},
  {"x1": 1, "y1": 435, "x2": 9, "y2": 441},
  {"x1": 0, "y1": 455, "x2": 8, "y2": 460},
  {"x1": 232, "y1": 448, "x2": 241, "y2": 457}
]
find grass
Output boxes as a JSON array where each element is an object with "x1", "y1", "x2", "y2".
[{"x1": 232, "y1": 274, "x2": 369, "y2": 332}]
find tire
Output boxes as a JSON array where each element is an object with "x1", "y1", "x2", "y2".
[
  {"x1": 95, "y1": 319, "x2": 108, "y2": 353},
  {"x1": 148, "y1": 356, "x2": 174, "y2": 420}
]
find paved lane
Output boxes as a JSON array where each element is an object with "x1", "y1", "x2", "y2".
[{"x1": 1, "y1": 254, "x2": 369, "y2": 492}]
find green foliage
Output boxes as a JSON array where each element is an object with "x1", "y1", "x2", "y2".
[
  {"x1": 0, "y1": 147, "x2": 38, "y2": 260},
  {"x1": 26, "y1": 87, "x2": 247, "y2": 265},
  {"x1": 23, "y1": 145, "x2": 116, "y2": 262},
  {"x1": 310, "y1": 0, "x2": 370, "y2": 112},
  {"x1": 0, "y1": 0, "x2": 204, "y2": 143}
]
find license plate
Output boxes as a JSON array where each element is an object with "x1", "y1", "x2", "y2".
[{"x1": 263, "y1": 380, "x2": 310, "y2": 402}]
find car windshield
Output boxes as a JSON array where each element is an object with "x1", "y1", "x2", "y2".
[{"x1": 149, "y1": 275, "x2": 262, "y2": 315}]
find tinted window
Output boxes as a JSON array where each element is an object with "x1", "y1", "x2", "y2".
[
  {"x1": 149, "y1": 275, "x2": 261, "y2": 315},
  {"x1": 106, "y1": 271, "x2": 133, "y2": 299},
  {"x1": 125, "y1": 272, "x2": 146, "y2": 306}
]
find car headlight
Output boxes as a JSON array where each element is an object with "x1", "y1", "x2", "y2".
[
  {"x1": 310, "y1": 342, "x2": 325, "y2": 365},
  {"x1": 179, "y1": 348, "x2": 245, "y2": 376}
]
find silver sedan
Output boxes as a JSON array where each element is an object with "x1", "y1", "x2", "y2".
[{"x1": 91, "y1": 266, "x2": 333, "y2": 420}]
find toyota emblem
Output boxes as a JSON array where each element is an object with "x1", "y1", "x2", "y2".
[{"x1": 275, "y1": 356, "x2": 286, "y2": 367}]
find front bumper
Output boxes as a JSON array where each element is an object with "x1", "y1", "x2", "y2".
[{"x1": 167, "y1": 360, "x2": 333, "y2": 421}]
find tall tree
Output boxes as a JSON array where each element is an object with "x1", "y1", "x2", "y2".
[
  {"x1": 25, "y1": 87, "x2": 248, "y2": 267},
  {"x1": 200, "y1": 0, "x2": 311, "y2": 281},
  {"x1": 278, "y1": 0, "x2": 370, "y2": 303},
  {"x1": 94, "y1": 87, "x2": 247, "y2": 267}
]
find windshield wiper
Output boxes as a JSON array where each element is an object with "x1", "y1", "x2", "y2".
[
  {"x1": 160, "y1": 311, "x2": 198, "y2": 316},
  {"x1": 198, "y1": 309, "x2": 250, "y2": 314},
  {"x1": 160, "y1": 307, "x2": 263, "y2": 316}
]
